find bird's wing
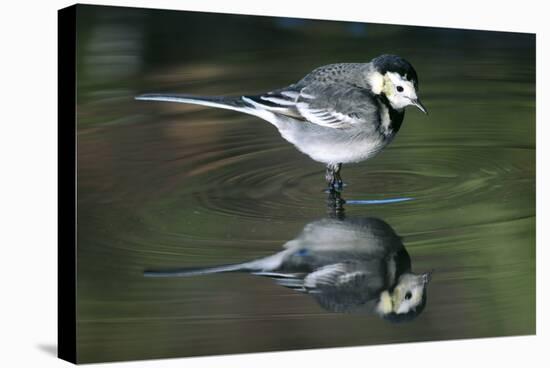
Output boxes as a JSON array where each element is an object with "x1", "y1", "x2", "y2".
[
  {"x1": 251, "y1": 271, "x2": 309, "y2": 292},
  {"x1": 304, "y1": 262, "x2": 374, "y2": 291},
  {"x1": 244, "y1": 83, "x2": 381, "y2": 130},
  {"x1": 295, "y1": 83, "x2": 381, "y2": 129},
  {"x1": 242, "y1": 87, "x2": 304, "y2": 119},
  {"x1": 303, "y1": 262, "x2": 383, "y2": 313},
  {"x1": 252, "y1": 263, "x2": 385, "y2": 313}
]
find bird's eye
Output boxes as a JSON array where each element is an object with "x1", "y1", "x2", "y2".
[
  {"x1": 405, "y1": 291, "x2": 412, "y2": 300},
  {"x1": 396, "y1": 86, "x2": 404, "y2": 92}
]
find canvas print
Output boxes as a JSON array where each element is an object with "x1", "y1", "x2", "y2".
[{"x1": 58, "y1": 4, "x2": 535, "y2": 364}]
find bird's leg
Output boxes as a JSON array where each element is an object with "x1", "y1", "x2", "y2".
[
  {"x1": 325, "y1": 164, "x2": 336, "y2": 190},
  {"x1": 334, "y1": 163, "x2": 343, "y2": 190},
  {"x1": 326, "y1": 189, "x2": 346, "y2": 219},
  {"x1": 325, "y1": 163, "x2": 343, "y2": 191}
]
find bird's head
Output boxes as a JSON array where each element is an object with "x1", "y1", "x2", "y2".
[
  {"x1": 376, "y1": 270, "x2": 432, "y2": 322},
  {"x1": 368, "y1": 54, "x2": 427, "y2": 114}
]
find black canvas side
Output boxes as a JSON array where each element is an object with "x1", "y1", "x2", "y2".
[{"x1": 58, "y1": 4, "x2": 77, "y2": 364}]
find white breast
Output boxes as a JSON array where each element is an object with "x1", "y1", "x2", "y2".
[
  {"x1": 272, "y1": 112, "x2": 395, "y2": 165},
  {"x1": 290, "y1": 134, "x2": 391, "y2": 164}
]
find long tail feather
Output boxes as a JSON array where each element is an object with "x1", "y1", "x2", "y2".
[
  {"x1": 144, "y1": 262, "x2": 250, "y2": 278},
  {"x1": 135, "y1": 93, "x2": 253, "y2": 114},
  {"x1": 144, "y1": 249, "x2": 290, "y2": 278}
]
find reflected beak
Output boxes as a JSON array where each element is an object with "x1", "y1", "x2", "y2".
[
  {"x1": 421, "y1": 270, "x2": 433, "y2": 285},
  {"x1": 411, "y1": 98, "x2": 428, "y2": 114}
]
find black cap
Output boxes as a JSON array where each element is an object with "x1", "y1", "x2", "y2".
[{"x1": 372, "y1": 54, "x2": 419, "y2": 89}]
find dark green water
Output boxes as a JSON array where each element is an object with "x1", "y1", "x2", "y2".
[{"x1": 74, "y1": 5, "x2": 535, "y2": 363}]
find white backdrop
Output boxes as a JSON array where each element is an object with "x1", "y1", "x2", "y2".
[{"x1": 0, "y1": 0, "x2": 546, "y2": 367}]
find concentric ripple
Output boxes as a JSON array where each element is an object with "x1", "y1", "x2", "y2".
[
  {"x1": 180, "y1": 134, "x2": 534, "y2": 224},
  {"x1": 88, "y1": 111, "x2": 534, "y2": 245}
]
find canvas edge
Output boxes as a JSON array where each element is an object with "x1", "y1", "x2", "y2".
[{"x1": 58, "y1": 3, "x2": 77, "y2": 365}]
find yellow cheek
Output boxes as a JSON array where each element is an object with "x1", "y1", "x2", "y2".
[
  {"x1": 368, "y1": 72, "x2": 384, "y2": 94},
  {"x1": 382, "y1": 76, "x2": 394, "y2": 97},
  {"x1": 377, "y1": 291, "x2": 394, "y2": 314}
]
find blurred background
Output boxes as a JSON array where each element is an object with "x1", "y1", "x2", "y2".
[{"x1": 74, "y1": 4, "x2": 535, "y2": 363}]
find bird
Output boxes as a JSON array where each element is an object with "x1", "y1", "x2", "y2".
[
  {"x1": 144, "y1": 216, "x2": 433, "y2": 322},
  {"x1": 135, "y1": 54, "x2": 428, "y2": 191}
]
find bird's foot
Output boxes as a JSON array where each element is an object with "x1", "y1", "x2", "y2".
[
  {"x1": 327, "y1": 180, "x2": 344, "y2": 192},
  {"x1": 324, "y1": 180, "x2": 343, "y2": 192},
  {"x1": 326, "y1": 189, "x2": 346, "y2": 219},
  {"x1": 334, "y1": 174, "x2": 344, "y2": 191}
]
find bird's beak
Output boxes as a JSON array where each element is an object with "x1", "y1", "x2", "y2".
[
  {"x1": 411, "y1": 98, "x2": 428, "y2": 114},
  {"x1": 421, "y1": 270, "x2": 433, "y2": 285}
]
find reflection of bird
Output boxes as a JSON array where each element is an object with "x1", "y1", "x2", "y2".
[
  {"x1": 145, "y1": 217, "x2": 432, "y2": 322},
  {"x1": 136, "y1": 54, "x2": 427, "y2": 190}
]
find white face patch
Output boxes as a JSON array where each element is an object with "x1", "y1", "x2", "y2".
[
  {"x1": 394, "y1": 285, "x2": 424, "y2": 314},
  {"x1": 391, "y1": 273, "x2": 425, "y2": 314},
  {"x1": 383, "y1": 72, "x2": 418, "y2": 110}
]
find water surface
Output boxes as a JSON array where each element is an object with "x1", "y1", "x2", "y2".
[{"x1": 75, "y1": 5, "x2": 535, "y2": 363}]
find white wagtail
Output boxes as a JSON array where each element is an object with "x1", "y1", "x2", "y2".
[
  {"x1": 144, "y1": 217, "x2": 432, "y2": 322},
  {"x1": 136, "y1": 54, "x2": 427, "y2": 190}
]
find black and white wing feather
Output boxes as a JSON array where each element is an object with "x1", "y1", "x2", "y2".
[
  {"x1": 303, "y1": 262, "x2": 383, "y2": 313},
  {"x1": 296, "y1": 84, "x2": 380, "y2": 129},
  {"x1": 244, "y1": 83, "x2": 381, "y2": 130},
  {"x1": 241, "y1": 87, "x2": 303, "y2": 119}
]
